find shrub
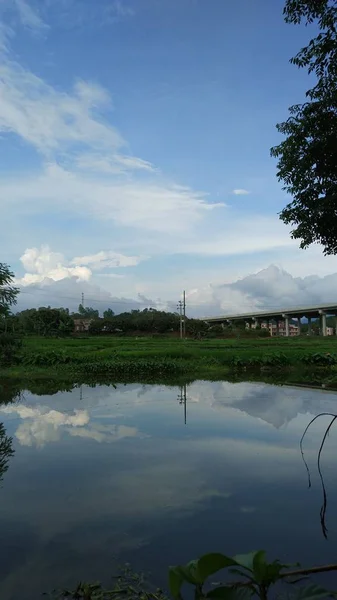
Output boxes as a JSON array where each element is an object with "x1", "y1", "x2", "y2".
[{"x1": 0, "y1": 333, "x2": 22, "y2": 365}]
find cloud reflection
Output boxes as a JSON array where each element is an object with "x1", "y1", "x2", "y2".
[{"x1": 0, "y1": 404, "x2": 142, "y2": 447}]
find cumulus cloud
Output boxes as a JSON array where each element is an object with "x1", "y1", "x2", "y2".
[
  {"x1": 14, "y1": 257, "x2": 337, "y2": 317},
  {"x1": 0, "y1": 404, "x2": 90, "y2": 447},
  {"x1": 0, "y1": 402, "x2": 143, "y2": 447},
  {"x1": 186, "y1": 265, "x2": 337, "y2": 317},
  {"x1": 16, "y1": 245, "x2": 144, "y2": 287},
  {"x1": 188, "y1": 380, "x2": 337, "y2": 429}
]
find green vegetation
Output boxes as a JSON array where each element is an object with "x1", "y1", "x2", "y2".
[
  {"x1": 271, "y1": 0, "x2": 337, "y2": 254},
  {"x1": 2, "y1": 335, "x2": 337, "y2": 380},
  {"x1": 50, "y1": 551, "x2": 337, "y2": 599},
  {"x1": 0, "y1": 262, "x2": 21, "y2": 364},
  {"x1": 169, "y1": 549, "x2": 337, "y2": 600}
]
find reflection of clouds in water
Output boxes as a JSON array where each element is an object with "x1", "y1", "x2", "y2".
[
  {"x1": 188, "y1": 381, "x2": 337, "y2": 428},
  {"x1": 69, "y1": 424, "x2": 140, "y2": 443},
  {"x1": 0, "y1": 404, "x2": 141, "y2": 447},
  {"x1": 240, "y1": 506, "x2": 256, "y2": 513},
  {"x1": 1, "y1": 405, "x2": 89, "y2": 447}
]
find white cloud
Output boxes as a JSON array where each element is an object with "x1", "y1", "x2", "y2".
[
  {"x1": 16, "y1": 245, "x2": 144, "y2": 287},
  {"x1": 108, "y1": 0, "x2": 135, "y2": 18},
  {"x1": 0, "y1": 34, "x2": 223, "y2": 235},
  {"x1": 1, "y1": 163, "x2": 222, "y2": 233},
  {"x1": 18, "y1": 246, "x2": 92, "y2": 286},
  {"x1": 183, "y1": 265, "x2": 337, "y2": 317},
  {"x1": 14, "y1": 260, "x2": 337, "y2": 319},
  {"x1": 0, "y1": 62, "x2": 122, "y2": 156},
  {"x1": 70, "y1": 250, "x2": 145, "y2": 269},
  {"x1": 0, "y1": 401, "x2": 143, "y2": 447},
  {"x1": 188, "y1": 380, "x2": 337, "y2": 429},
  {"x1": 13, "y1": 0, "x2": 48, "y2": 32},
  {"x1": 0, "y1": 404, "x2": 90, "y2": 447},
  {"x1": 75, "y1": 153, "x2": 155, "y2": 174},
  {"x1": 180, "y1": 217, "x2": 294, "y2": 256},
  {"x1": 69, "y1": 424, "x2": 140, "y2": 443},
  {"x1": 232, "y1": 189, "x2": 250, "y2": 195}
]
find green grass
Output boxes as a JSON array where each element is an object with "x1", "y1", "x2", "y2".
[{"x1": 2, "y1": 335, "x2": 337, "y2": 380}]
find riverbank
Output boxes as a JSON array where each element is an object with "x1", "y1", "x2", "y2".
[{"x1": 2, "y1": 335, "x2": 337, "y2": 381}]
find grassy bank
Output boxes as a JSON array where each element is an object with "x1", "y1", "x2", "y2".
[{"x1": 2, "y1": 335, "x2": 337, "y2": 380}]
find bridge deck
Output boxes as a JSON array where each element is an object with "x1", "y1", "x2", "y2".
[{"x1": 204, "y1": 302, "x2": 337, "y2": 322}]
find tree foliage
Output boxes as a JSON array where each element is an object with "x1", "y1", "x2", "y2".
[
  {"x1": 15, "y1": 307, "x2": 74, "y2": 337},
  {"x1": 76, "y1": 304, "x2": 99, "y2": 319},
  {"x1": 0, "y1": 422, "x2": 14, "y2": 483},
  {"x1": 89, "y1": 308, "x2": 181, "y2": 335},
  {"x1": 271, "y1": 0, "x2": 337, "y2": 254},
  {"x1": 0, "y1": 263, "x2": 19, "y2": 317}
]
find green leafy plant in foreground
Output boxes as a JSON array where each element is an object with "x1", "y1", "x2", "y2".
[
  {"x1": 169, "y1": 550, "x2": 337, "y2": 600},
  {"x1": 48, "y1": 552, "x2": 337, "y2": 600},
  {"x1": 48, "y1": 565, "x2": 167, "y2": 600}
]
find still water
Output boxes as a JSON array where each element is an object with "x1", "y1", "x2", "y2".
[{"x1": 1, "y1": 380, "x2": 337, "y2": 599}]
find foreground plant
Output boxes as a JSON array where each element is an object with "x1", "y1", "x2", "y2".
[
  {"x1": 47, "y1": 565, "x2": 167, "y2": 600},
  {"x1": 169, "y1": 550, "x2": 337, "y2": 599},
  {"x1": 47, "y1": 553, "x2": 337, "y2": 600}
]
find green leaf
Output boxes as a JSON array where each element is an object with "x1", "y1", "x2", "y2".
[
  {"x1": 182, "y1": 560, "x2": 202, "y2": 584},
  {"x1": 252, "y1": 551, "x2": 267, "y2": 582},
  {"x1": 206, "y1": 586, "x2": 253, "y2": 600},
  {"x1": 168, "y1": 560, "x2": 202, "y2": 599},
  {"x1": 232, "y1": 552, "x2": 261, "y2": 572},
  {"x1": 291, "y1": 584, "x2": 335, "y2": 599},
  {"x1": 168, "y1": 567, "x2": 184, "y2": 599},
  {"x1": 197, "y1": 553, "x2": 238, "y2": 582}
]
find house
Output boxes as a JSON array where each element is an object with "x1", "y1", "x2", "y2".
[
  {"x1": 73, "y1": 318, "x2": 93, "y2": 333},
  {"x1": 251, "y1": 320, "x2": 299, "y2": 336}
]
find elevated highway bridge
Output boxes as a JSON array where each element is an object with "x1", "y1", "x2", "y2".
[{"x1": 204, "y1": 303, "x2": 337, "y2": 337}]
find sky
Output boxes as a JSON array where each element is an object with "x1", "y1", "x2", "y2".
[{"x1": 1, "y1": 0, "x2": 337, "y2": 315}]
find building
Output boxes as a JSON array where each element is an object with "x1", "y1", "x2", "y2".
[
  {"x1": 257, "y1": 320, "x2": 299, "y2": 336},
  {"x1": 251, "y1": 320, "x2": 335, "y2": 336},
  {"x1": 73, "y1": 318, "x2": 93, "y2": 333}
]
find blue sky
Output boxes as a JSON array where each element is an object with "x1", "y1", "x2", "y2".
[{"x1": 1, "y1": 0, "x2": 336, "y2": 311}]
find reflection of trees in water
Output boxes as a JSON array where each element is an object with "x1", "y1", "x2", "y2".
[
  {"x1": 0, "y1": 382, "x2": 20, "y2": 483},
  {"x1": 300, "y1": 412, "x2": 337, "y2": 539},
  {"x1": 0, "y1": 422, "x2": 14, "y2": 482}
]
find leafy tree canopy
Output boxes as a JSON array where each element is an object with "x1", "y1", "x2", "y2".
[
  {"x1": 0, "y1": 263, "x2": 19, "y2": 317},
  {"x1": 271, "y1": 0, "x2": 337, "y2": 254}
]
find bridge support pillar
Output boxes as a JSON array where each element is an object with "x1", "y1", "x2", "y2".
[
  {"x1": 319, "y1": 311, "x2": 327, "y2": 336},
  {"x1": 297, "y1": 317, "x2": 301, "y2": 335},
  {"x1": 282, "y1": 314, "x2": 289, "y2": 337},
  {"x1": 307, "y1": 317, "x2": 312, "y2": 336},
  {"x1": 322, "y1": 313, "x2": 327, "y2": 337}
]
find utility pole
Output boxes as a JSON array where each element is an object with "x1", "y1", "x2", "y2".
[
  {"x1": 183, "y1": 290, "x2": 186, "y2": 338},
  {"x1": 81, "y1": 292, "x2": 84, "y2": 307},
  {"x1": 177, "y1": 300, "x2": 183, "y2": 339},
  {"x1": 177, "y1": 384, "x2": 187, "y2": 425}
]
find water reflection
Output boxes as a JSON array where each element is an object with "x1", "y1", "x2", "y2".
[
  {"x1": 300, "y1": 412, "x2": 337, "y2": 539},
  {"x1": 0, "y1": 422, "x2": 14, "y2": 483},
  {"x1": 0, "y1": 380, "x2": 337, "y2": 600}
]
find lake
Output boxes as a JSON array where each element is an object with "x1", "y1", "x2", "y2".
[{"x1": 0, "y1": 380, "x2": 337, "y2": 599}]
